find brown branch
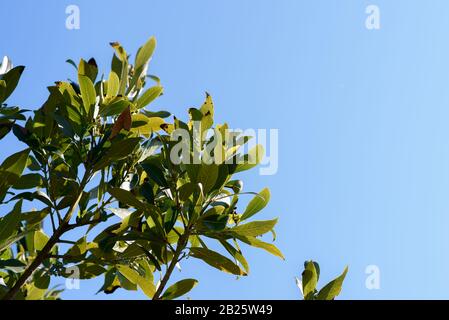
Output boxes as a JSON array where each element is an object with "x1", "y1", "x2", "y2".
[{"x1": 1, "y1": 172, "x2": 91, "y2": 300}]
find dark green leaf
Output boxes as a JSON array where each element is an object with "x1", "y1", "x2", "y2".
[
  {"x1": 0, "y1": 66, "x2": 25, "y2": 103},
  {"x1": 12, "y1": 173, "x2": 43, "y2": 190},
  {"x1": 0, "y1": 200, "x2": 22, "y2": 246}
]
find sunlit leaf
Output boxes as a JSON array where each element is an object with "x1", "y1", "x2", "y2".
[
  {"x1": 241, "y1": 188, "x2": 270, "y2": 221},
  {"x1": 190, "y1": 247, "x2": 244, "y2": 276},
  {"x1": 161, "y1": 278, "x2": 198, "y2": 300},
  {"x1": 302, "y1": 261, "x2": 318, "y2": 300},
  {"x1": 316, "y1": 266, "x2": 348, "y2": 300}
]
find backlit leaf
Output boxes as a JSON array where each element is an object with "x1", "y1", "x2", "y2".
[
  {"x1": 161, "y1": 278, "x2": 198, "y2": 300},
  {"x1": 241, "y1": 188, "x2": 270, "y2": 221},
  {"x1": 190, "y1": 247, "x2": 244, "y2": 276}
]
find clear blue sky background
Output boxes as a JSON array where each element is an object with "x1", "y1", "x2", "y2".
[{"x1": 2, "y1": 0, "x2": 449, "y2": 299}]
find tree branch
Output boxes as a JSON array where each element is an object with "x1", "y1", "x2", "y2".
[
  {"x1": 152, "y1": 229, "x2": 191, "y2": 300},
  {"x1": 1, "y1": 171, "x2": 91, "y2": 300}
]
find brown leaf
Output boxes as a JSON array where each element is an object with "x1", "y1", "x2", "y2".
[{"x1": 110, "y1": 106, "x2": 131, "y2": 139}]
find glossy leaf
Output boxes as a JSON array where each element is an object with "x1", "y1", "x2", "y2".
[
  {"x1": 240, "y1": 188, "x2": 270, "y2": 221},
  {"x1": 197, "y1": 164, "x2": 218, "y2": 194},
  {"x1": 12, "y1": 173, "x2": 43, "y2": 190},
  {"x1": 0, "y1": 200, "x2": 23, "y2": 246},
  {"x1": 190, "y1": 247, "x2": 244, "y2": 276},
  {"x1": 106, "y1": 71, "x2": 120, "y2": 98},
  {"x1": 135, "y1": 86, "x2": 163, "y2": 109},
  {"x1": 78, "y1": 74, "x2": 96, "y2": 115},
  {"x1": 0, "y1": 66, "x2": 25, "y2": 103},
  {"x1": 117, "y1": 264, "x2": 155, "y2": 298},
  {"x1": 161, "y1": 278, "x2": 198, "y2": 300},
  {"x1": 228, "y1": 218, "x2": 278, "y2": 237},
  {"x1": 316, "y1": 266, "x2": 348, "y2": 300},
  {"x1": 234, "y1": 234, "x2": 284, "y2": 260},
  {"x1": 131, "y1": 114, "x2": 165, "y2": 136},
  {"x1": 302, "y1": 261, "x2": 318, "y2": 300}
]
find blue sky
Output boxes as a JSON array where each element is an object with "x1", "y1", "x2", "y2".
[{"x1": 2, "y1": 0, "x2": 449, "y2": 299}]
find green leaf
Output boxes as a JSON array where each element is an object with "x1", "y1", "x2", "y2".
[
  {"x1": 56, "y1": 81, "x2": 81, "y2": 109},
  {"x1": 99, "y1": 98, "x2": 130, "y2": 117},
  {"x1": 197, "y1": 164, "x2": 219, "y2": 194},
  {"x1": 131, "y1": 114, "x2": 165, "y2": 136},
  {"x1": 106, "y1": 71, "x2": 120, "y2": 99},
  {"x1": 0, "y1": 200, "x2": 23, "y2": 246},
  {"x1": 190, "y1": 247, "x2": 244, "y2": 276},
  {"x1": 10, "y1": 191, "x2": 54, "y2": 208},
  {"x1": 240, "y1": 188, "x2": 270, "y2": 221},
  {"x1": 219, "y1": 240, "x2": 249, "y2": 274},
  {"x1": 78, "y1": 74, "x2": 96, "y2": 115},
  {"x1": 234, "y1": 235, "x2": 284, "y2": 260},
  {"x1": 163, "y1": 207, "x2": 178, "y2": 233},
  {"x1": 0, "y1": 228, "x2": 35, "y2": 253},
  {"x1": 228, "y1": 218, "x2": 278, "y2": 237},
  {"x1": 234, "y1": 144, "x2": 265, "y2": 173},
  {"x1": 110, "y1": 48, "x2": 128, "y2": 95},
  {"x1": 107, "y1": 186, "x2": 164, "y2": 237},
  {"x1": 94, "y1": 137, "x2": 140, "y2": 171},
  {"x1": 0, "y1": 259, "x2": 27, "y2": 272},
  {"x1": 134, "y1": 36, "x2": 156, "y2": 77},
  {"x1": 141, "y1": 160, "x2": 168, "y2": 187},
  {"x1": 66, "y1": 59, "x2": 78, "y2": 69},
  {"x1": 107, "y1": 137, "x2": 141, "y2": 160},
  {"x1": 52, "y1": 113, "x2": 75, "y2": 138},
  {"x1": 34, "y1": 230, "x2": 49, "y2": 252},
  {"x1": 178, "y1": 182, "x2": 195, "y2": 202},
  {"x1": 12, "y1": 173, "x2": 43, "y2": 190},
  {"x1": 117, "y1": 264, "x2": 155, "y2": 298},
  {"x1": 0, "y1": 80, "x2": 6, "y2": 103},
  {"x1": 66, "y1": 236, "x2": 88, "y2": 258},
  {"x1": 110, "y1": 42, "x2": 128, "y2": 62},
  {"x1": 316, "y1": 266, "x2": 348, "y2": 300},
  {"x1": 34, "y1": 268, "x2": 50, "y2": 290},
  {"x1": 302, "y1": 261, "x2": 318, "y2": 300},
  {"x1": 100, "y1": 98, "x2": 130, "y2": 117},
  {"x1": 78, "y1": 58, "x2": 98, "y2": 83},
  {"x1": 0, "y1": 66, "x2": 25, "y2": 103},
  {"x1": 135, "y1": 86, "x2": 163, "y2": 109},
  {"x1": 142, "y1": 110, "x2": 171, "y2": 118},
  {"x1": 161, "y1": 279, "x2": 198, "y2": 300},
  {"x1": 0, "y1": 148, "x2": 30, "y2": 185},
  {"x1": 64, "y1": 263, "x2": 106, "y2": 280},
  {"x1": 199, "y1": 93, "x2": 214, "y2": 134},
  {"x1": 21, "y1": 208, "x2": 49, "y2": 227},
  {"x1": 25, "y1": 283, "x2": 46, "y2": 300},
  {"x1": 200, "y1": 206, "x2": 227, "y2": 231},
  {"x1": 108, "y1": 187, "x2": 145, "y2": 210}
]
